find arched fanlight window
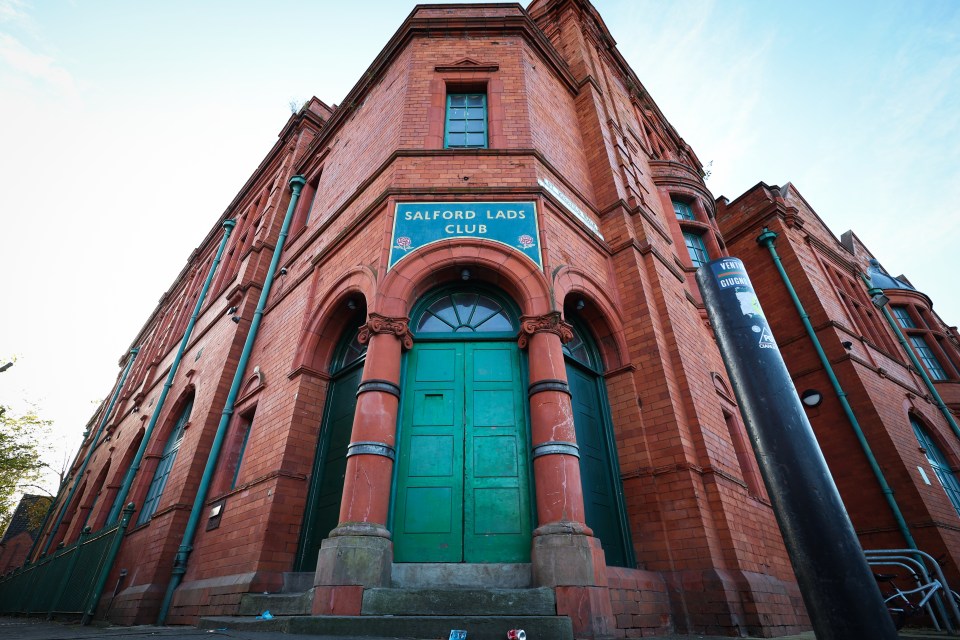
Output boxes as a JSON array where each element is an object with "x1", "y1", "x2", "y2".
[
  {"x1": 562, "y1": 317, "x2": 604, "y2": 373},
  {"x1": 911, "y1": 416, "x2": 960, "y2": 518},
  {"x1": 331, "y1": 324, "x2": 367, "y2": 374},
  {"x1": 562, "y1": 322, "x2": 597, "y2": 370},
  {"x1": 415, "y1": 290, "x2": 516, "y2": 334}
]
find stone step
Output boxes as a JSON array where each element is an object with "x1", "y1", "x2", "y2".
[
  {"x1": 391, "y1": 563, "x2": 532, "y2": 589},
  {"x1": 199, "y1": 614, "x2": 573, "y2": 640},
  {"x1": 238, "y1": 591, "x2": 312, "y2": 616},
  {"x1": 362, "y1": 587, "x2": 555, "y2": 616},
  {"x1": 281, "y1": 571, "x2": 315, "y2": 593}
]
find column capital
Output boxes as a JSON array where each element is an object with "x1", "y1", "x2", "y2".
[
  {"x1": 517, "y1": 311, "x2": 573, "y2": 349},
  {"x1": 358, "y1": 313, "x2": 413, "y2": 350}
]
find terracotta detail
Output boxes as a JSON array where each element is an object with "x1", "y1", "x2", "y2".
[
  {"x1": 357, "y1": 313, "x2": 413, "y2": 350},
  {"x1": 517, "y1": 311, "x2": 574, "y2": 349}
]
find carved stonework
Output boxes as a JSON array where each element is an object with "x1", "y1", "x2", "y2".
[
  {"x1": 357, "y1": 313, "x2": 413, "y2": 350},
  {"x1": 517, "y1": 311, "x2": 574, "y2": 349}
]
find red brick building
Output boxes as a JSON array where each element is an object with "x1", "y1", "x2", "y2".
[
  {"x1": 717, "y1": 182, "x2": 960, "y2": 585},
  {"x1": 0, "y1": 495, "x2": 51, "y2": 575},
  {"x1": 19, "y1": 1, "x2": 960, "y2": 638}
]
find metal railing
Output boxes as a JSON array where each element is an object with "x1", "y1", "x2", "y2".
[
  {"x1": 866, "y1": 547, "x2": 960, "y2": 634},
  {"x1": 0, "y1": 503, "x2": 134, "y2": 623}
]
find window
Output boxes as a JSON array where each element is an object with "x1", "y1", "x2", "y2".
[
  {"x1": 230, "y1": 409, "x2": 255, "y2": 490},
  {"x1": 672, "y1": 199, "x2": 695, "y2": 221},
  {"x1": 909, "y1": 335, "x2": 948, "y2": 380},
  {"x1": 683, "y1": 231, "x2": 709, "y2": 267},
  {"x1": 137, "y1": 398, "x2": 192, "y2": 525},
  {"x1": 892, "y1": 306, "x2": 916, "y2": 328},
  {"x1": 445, "y1": 94, "x2": 487, "y2": 149},
  {"x1": 911, "y1": 417, "x2": 960, "y2": 518},
  {"x1": 415, "y1": 290, "x2": 515, "y2": 334}
]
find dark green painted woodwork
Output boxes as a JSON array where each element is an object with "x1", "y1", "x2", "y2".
[
  {"x1": 566, "y1": 362, "x2": 627, "y2": 566},
  {"x1": 393, "y1": 342, "x2": 530, "y2": 563},
  {"x1": 295, "y1": 364, "x2": 363, "y2": 571}
]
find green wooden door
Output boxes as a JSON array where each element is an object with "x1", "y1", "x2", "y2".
[
  {"x1": 563, "y1": 319, "x2": 633, "y2": 567},
  {"x1": 393, "y1": 341, "x2": 530, "y2": 562},
  {"x1": 567, "y1": 363, "x2": 628, "y2": 567},
  {"x1": 295, "y1": 326, "x2": 367, "y2": 572}
]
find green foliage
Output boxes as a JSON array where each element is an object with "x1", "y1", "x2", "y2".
[{"x1": 0, "y1": 405, "x2": 52, "y2": 533}]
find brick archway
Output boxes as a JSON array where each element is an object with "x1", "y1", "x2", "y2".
[{"x1": 374, "y1": 238, "x2": 553, "y2": 319}]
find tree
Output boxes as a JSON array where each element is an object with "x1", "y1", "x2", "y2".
[{"x1": 0, "y1": 405, "x2": 52, "y2": 533}]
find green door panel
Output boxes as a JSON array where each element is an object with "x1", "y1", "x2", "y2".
[
  {"x1": 394, "y1": 341, "x2": 530, "y2": 563},
  {"x1": 296, "y1": 365, "x2": 362, "y2": 571},
  {"x1": 464, "y1": 343, "x2": 530, "y2": 562},
  {"x1": 567, "y1": 363, "x2": 628, "y2": 567},
  {"x1": 393, "y1": 344, "x2": 464, "y2": 562}
]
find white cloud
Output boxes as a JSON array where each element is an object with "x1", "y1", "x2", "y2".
[{"x1": 0, "y1": 32, "x2": 78, "y2": 97}]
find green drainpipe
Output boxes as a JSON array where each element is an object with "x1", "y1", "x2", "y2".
[
  {"x1": 106, "y1": 219, "x2": 237, "y2": 524},
  {"x1": 40, "y1": 346, "x2": 140, "y2": 556},
  {"x1": 757, "y1": 228, "x2": 918, "y2": 550},
  {"x1": 156, "y1": 175, "x2": 306, "y2": 625},
  {"x1": 864, "y1": 277, "x2": 960, "y2": 443}
]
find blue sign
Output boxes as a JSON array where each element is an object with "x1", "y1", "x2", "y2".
[{"x1": 389, "y1": 201, "x2": 541, "y2": 271}]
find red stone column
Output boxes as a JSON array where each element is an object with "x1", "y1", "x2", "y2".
[
  {"x1": 520, "y1": 312, "x2": 588, "y2": 528},
  {"x1": 313, "y1": 313, "x2": 411, "y2": 615},
  {"x1": 521, "y1": 312, "x2": 614, "y2": 640}
]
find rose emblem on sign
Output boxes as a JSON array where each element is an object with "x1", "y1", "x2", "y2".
[
  {"x1": 395, "y1": 236, "x2": 413, "y2": 251},
  {"x1": 518, "y1": 234, "x2": 535, "y2": 250}
]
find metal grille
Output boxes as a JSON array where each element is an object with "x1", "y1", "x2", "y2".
[{"x1": 0, "y1": 504, "x2": 134, "y2": 622}]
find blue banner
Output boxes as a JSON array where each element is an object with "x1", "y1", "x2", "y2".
[{"x1": 389, "y1": 201, "x2": 541, "y2": 271}]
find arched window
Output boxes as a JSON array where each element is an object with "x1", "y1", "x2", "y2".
[
  {"x1": 332, "y1": 324, "x2": 367, "y2": 372},
  {"x1": 911, "y1": 416, "x2": 960, "y2": 518},
  {"x1": 137, "y1": 398, "x2": 193, "y2": 525},
  {"x1": 415, "y1": 290, "x2": 515, "y2": 334},
  {"x1": 562, "y1": 322, "x2": 599, "y2": 371}
]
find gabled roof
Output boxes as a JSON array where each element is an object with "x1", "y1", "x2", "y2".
[{"x1": 0, "y1": 495, "x2": 52, "y2": 544}]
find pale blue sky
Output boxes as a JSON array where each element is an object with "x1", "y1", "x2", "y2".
[{"x1": 1, "y1": 0, "x2": 958, "y2": 492}]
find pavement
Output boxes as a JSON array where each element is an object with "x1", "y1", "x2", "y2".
[{"x1": 0, "y1": 617, "x2": 956, "y2": 640}]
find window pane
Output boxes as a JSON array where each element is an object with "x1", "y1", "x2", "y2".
[
  {"x1": 415, "y1": 291, "x2": 515, "y2": 333},
  {"x1": 892, "y1": 306, "x2": 915, "y2": 328},
  {"x1": 446, "y1": 93, "x2": 487, "y2": 149},
  {"x1": 912, "y1": 418, "x2": 960, "y2": 518},
  {"x1": 473, "y1": 311, "x2": 513, "y2": 332},
  {"x1": 910, "y1": 335, "x2": 947, "y2": 380},
  {"x1": 683, "y1": 232, "x2": 709, "y2": 267},
  {"x1": 418, "y1": 312, "x2": 454, "y2": 333},
  {"x1": 672, "y1": 199, "x2": 695, "y2": 221},
  {"x1": 333, "y1": 326, "x2": 367, "y2": 372},
  {"x1": 428, "y1": 297, "x2": 459, "y2": 326},
  {"x1": 453, "y1": 293, "x2": 479, "y2": 325}
]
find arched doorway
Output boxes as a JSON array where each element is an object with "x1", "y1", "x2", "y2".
[
  {"x1": 295, "y1": 323, "x2": 368, "y2": 571},
  {"x1": 563, "y1": 317, "x2": 633, "y2": 567},
  {"x1": 391, "y1": 286, "x2": 533, "y2": 563}
]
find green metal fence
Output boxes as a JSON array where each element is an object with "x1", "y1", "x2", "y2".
[{"x1": 0, "y1": 503, "x2": 134, "y2": 622}]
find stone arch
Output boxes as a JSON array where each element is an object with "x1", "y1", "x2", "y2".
[
  {"x1": 293, "y1": 265, "x2": 376, "y2": 375},
  {"x1": 555, "y1": 265, "x2": 626, "y2": 371},
  {"x1": 907, "y1": 406, "x2": 960, "y2": 467},
  {"x1": 130, "y1": 387, "x2": 195, "y2": 521},
  {"x1": 103, "y1": 425, "x2": 146, "y2": 522},
  {"x1": 375, "y1": 238, "x2": 552, "y2": 319}
]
